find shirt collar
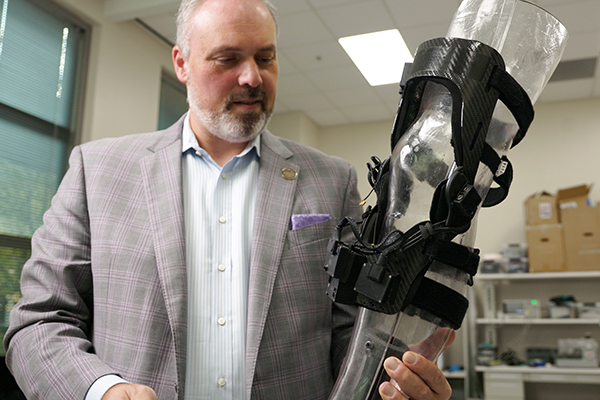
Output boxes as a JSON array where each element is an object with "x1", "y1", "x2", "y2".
[{"x1": 181, "y1": 112, "x2": 261, "y2": 158}]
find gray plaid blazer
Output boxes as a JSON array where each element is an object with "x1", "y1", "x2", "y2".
[{"x1": 5, "y1": 116, "x2": 362, "y2": 400}]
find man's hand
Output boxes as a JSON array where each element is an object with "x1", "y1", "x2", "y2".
[
  {"x1": 102, "y1": 383, "x2": 157, "y2": 400},
  {"x1": 378, "y1": 329, "x2": 455, "y2": 400}
]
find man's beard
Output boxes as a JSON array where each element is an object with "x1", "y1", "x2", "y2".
[{"x1": 187, "y1": 80, "x2": 272, "y2": 143}]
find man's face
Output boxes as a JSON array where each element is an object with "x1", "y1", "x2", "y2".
[{"x1": 174, "y1": 0, "x2": 278, "y2": 143}]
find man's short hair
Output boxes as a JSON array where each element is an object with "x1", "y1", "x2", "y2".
[{"x1": 175, "y1": 0, "x2": 278, "y2": 59}]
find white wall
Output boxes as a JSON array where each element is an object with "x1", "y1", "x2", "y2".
[
  {"x1": 267, "y1": 111, "x2": 320, "y2": 148},
  {"x1": 478, "y1": 97, "x2": 600, "y2": 255},
  {"x1": 55, "y1": 0, "x2": 175, "y2": 143}
]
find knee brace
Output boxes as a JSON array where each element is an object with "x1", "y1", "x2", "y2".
[{"x1": 325, "y1": 37, "x2": 533, "y2": 330}]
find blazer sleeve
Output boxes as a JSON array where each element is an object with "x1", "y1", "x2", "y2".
[{"x1": 3, "y1": 145, "x2": 116, "y2": 400}]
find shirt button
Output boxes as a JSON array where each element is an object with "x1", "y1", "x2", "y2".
[
  {"x1": 195, "y1": 150, "x2": 202, "y2": 157},
  {"x1": 221, "y1": 172, "x2": 227, "y2": 179},
  {"x1": 218, "y1": 264, "x2": 226, "y2": 272},
  {"x1": 218, "y1": 377, "x2": 226, "y2": 387},
  {"x1": 217, "y1": 317, "x2": 226, "y2": 326},
  {"x1": 219, "y1": 216, "x2": 226, "y2": 224}
]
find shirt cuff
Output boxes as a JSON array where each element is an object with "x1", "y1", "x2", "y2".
[{"x1": 85, "y1": 374, "x2": 129, "y2": 400}]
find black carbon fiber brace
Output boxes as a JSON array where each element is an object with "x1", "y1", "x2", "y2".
[{"x1": 325, "y1": 38, "x2": 532, "y2": 330}]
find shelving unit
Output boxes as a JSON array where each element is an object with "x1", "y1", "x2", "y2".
[
  {"x1": 438, "y1": 286, "x2": 477, "y2": 400},
  {"x1": 442, "y1": 331, "x2": 470, "y2": 400},
  {"x1": 444, "y1": 370, "x2": 468, "y2": 379},
  {"x1": 472, "y1": 271, "x2": 600, "y2": 400},
  {"x1": 477, "y1": 318, "x2": 600, "y2": 325}
]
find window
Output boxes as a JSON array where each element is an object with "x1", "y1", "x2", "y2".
[
  {"x1": 0, "y1": 0, "x2": 89, "y2": 354},
  {"x1": 158, "y1": 71, "x2": 188, "y2": 130}
]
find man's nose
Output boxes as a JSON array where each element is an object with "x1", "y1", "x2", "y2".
[{"x1": 238, "y1": 59, "x2": 263, "y2": 88}]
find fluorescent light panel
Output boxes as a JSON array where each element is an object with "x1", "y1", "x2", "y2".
[{"x1": 339, "y1": 29, "x2": 413, "y2": 86}]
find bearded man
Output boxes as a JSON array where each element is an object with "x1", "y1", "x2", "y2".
[{"x1": 4, "y1": 1, "x2": 453, "y2": 400}]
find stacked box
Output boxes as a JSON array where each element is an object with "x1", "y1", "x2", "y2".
[
  {"x1": 524, "y1": 184, "x2": 600, "y2": 272},
  {"x1": 558, "y1": 185, "x2": 600, "y2": 271},
  {"x1": 524, "y1": 191, "x2": 565, "y2": 272},
  {"x1": 525, "y1": 224, "x2": 565, "y2": 272},
  {"x1": 525, "y1": 191, "x2": 559, "y2": 225}
]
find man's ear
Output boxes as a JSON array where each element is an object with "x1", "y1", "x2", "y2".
[{"x1": 172, "y1": 45, "x2": 188, "y2": 84}]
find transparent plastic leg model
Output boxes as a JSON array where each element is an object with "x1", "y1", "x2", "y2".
[{"x1": 328, "y1": 1, "x2": 568, "y2": 399}]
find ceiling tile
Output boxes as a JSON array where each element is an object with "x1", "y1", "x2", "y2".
[
  {"x1": 277, "y1": 11, "x2": 335, "y2": 47},
  {"x1": 532, "y1": 0, "x2": 588, "y2": 8},
  {"x1": 275, "y1": 50, "x2": 300, "y2": 76},
  {"x1": 560, "y1": 31, "x2": 600, "y2": 60},
  {"x1": 134, "y1": 0, "x2": 600, "y2": 125},
  {"x1": 283, "y1": 40, "x2": 351, "y2": 71},
  {"x1": 373, "y1": 84, "x2": 402, "y2": 111},
  {"x1": 537, "y1": 79, "x2": 594, "y2": 102},
  {"x1": 307, "y1": 0, "x2": 367, "y2": 8},
  {"x1": 277, "y1": 72, "x2": 319, "y2": 96},
  {"x1": 547, "y1": 1, "x2": 600, "y2": 34},
  {"x1": 324, "y1": 86, "x2": 381, "y2": 107},
  {"x1": 270, "y1": 0, "x2": 311, "y2": 14},
  {"x1": 399, "y1": 22, "x2": 451, "y2": 54},
  {"x1": 342, "y1": 102, "x2": 395, "y2": 123},
  {"x1": 385, "y1": 0, "x2": 461, "y2": 29},
  {"x1": 316, "y1": 0, "x2": 396, "y2": 38},
  {"x1": 305, "y1": 65, "x2": 369, "y2": 91}
]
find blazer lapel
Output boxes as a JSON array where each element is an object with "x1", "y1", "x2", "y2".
[
  {"x1": 246, "y1": 131, "x2": 299, "y2": 398},
  {"x1": 140, "y1": 121, "x2": 188, "y2": 398}
]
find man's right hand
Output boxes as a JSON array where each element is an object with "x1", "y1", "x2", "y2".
[{"x1": 102, "y1": 383, "x2": 157, "y2": 400}]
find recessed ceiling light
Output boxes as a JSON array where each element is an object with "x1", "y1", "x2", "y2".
[{"x1": 339, "y1": 29, "x2": 413, "y2": 86}]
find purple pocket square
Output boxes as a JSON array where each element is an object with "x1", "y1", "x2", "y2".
[{"x1": 291, "y1": 213, "x2": 332, "y2": 230}]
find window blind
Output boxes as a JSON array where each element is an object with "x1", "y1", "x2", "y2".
[
  {"x1": 0, "y1": 0, "x2": 88, "y2": 358},
  {"x1": 0, "y1": 0, "x2": 83, "y2": 128}
]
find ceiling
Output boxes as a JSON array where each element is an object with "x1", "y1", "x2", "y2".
[{"x1": 104, "y1": 0, "x2": 600, "y2": 127}]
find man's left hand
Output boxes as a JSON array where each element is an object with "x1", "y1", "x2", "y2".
[{"x1": 378, "y1": 330, "x2": 455, "y2": 400}]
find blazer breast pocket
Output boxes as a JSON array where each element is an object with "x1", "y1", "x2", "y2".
[
  {"x1": 280, "y1": 217, "x2": 338, "y2": 299},
  {"x1": 286, "y1": 217, "x2": 338, "y2": 250}
]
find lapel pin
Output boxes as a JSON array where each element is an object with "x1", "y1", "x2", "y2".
[{"x1": 281, "y1": 168, "x2": 298, "y2": 180}]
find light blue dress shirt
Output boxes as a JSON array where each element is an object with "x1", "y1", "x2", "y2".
[
  {"x1": 182, "y1": 115, "x2": 259, "y2": 400},
  {"x1": 85, "y1": 115, "x2": 259, "y2": 400}
]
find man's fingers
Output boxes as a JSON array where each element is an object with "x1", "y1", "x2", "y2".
[
  {"x1": 102, "y1": 383, "x2": 158, "y2": 400},
  {"x1": 380, "y1": 352, "x2": 452, "y2": 400},
  {"x1": 379, "y1": 379, "x2": 410, "y2": 400}
]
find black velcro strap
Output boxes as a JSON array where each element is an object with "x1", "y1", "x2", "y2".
[
  {"x1": 423, "y1": 237, "x2": 479, "y2": 278},
  {"x1": 489, "y1": 67, "x2": 534, "y2": 148},
  {"x1": 354, "y1": 224, "x2": 457, "y2": 315},
  {"x1": 354, "y1": 234, "x2": 431, "y2": 314},
  {"x1": 480, "y1": 143, "x2": 514, "y2": 207},
  {"x1": 409, "y1": 277, "x2": 469, "y2": 330}
]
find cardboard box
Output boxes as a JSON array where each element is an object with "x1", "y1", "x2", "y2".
[
  {"x1": 557, "y1": 184, "x2": 592, "y2": 212},
  {"x1": 526, "y1": 224, "x2": 566, "y2": 272},
  {"x1": 525, "y1": 191, "x2": 559, "y2": 226},
  {"x1": 552, "y1": 184, "x2": 600, "y2": 271},
  {"x1": 524, "y1": 184, "x2": 600, "y2": 272},
  {"x1": 561, "y1": 205, "x2": 600, "y2": 271}
]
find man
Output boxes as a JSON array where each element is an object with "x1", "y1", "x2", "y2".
[{"x1": 4, "y1": 0, "x2": 453, "y2": 399}]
